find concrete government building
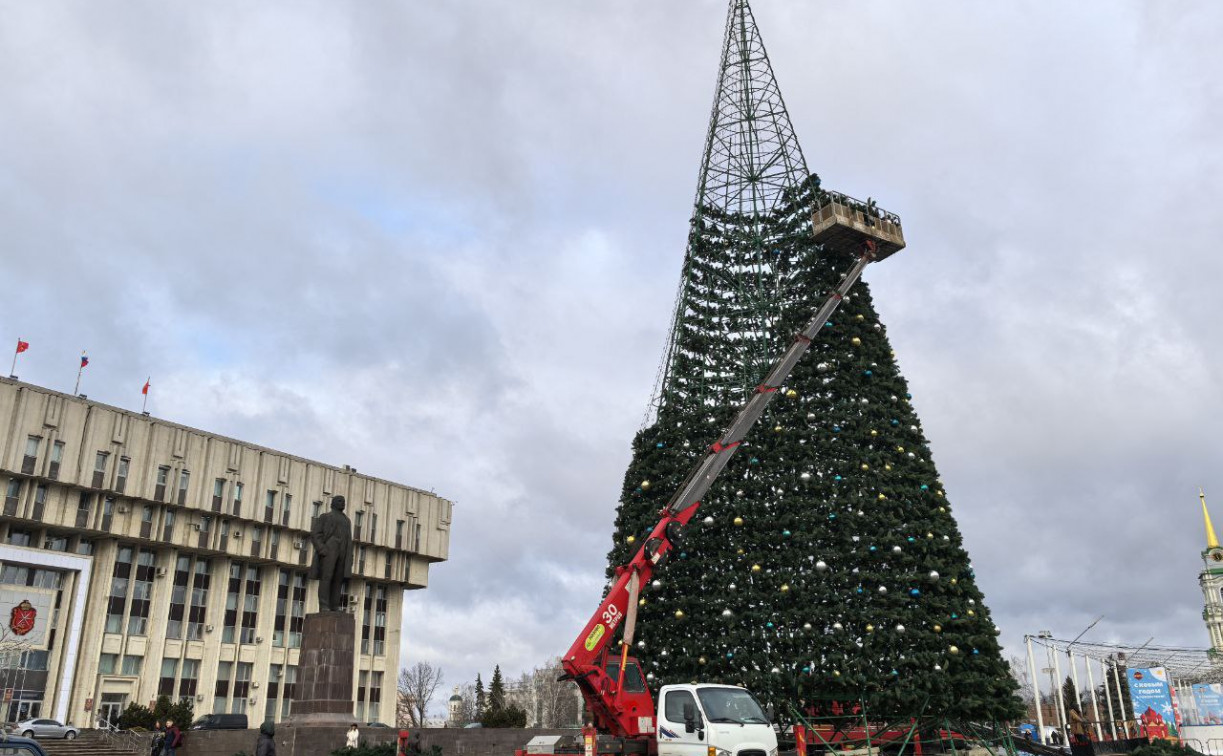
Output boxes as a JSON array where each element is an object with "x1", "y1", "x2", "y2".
[{"x1": 0, "y1": 377, "x2": 451, "y2": 728}]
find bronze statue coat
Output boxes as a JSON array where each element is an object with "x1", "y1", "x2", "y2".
[{"x1": 308, "y1": 508, "x2": 353, "y2": 584}]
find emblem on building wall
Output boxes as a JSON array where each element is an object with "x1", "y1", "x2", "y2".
[{"x1": 9, "y1": 600, "x2": 36, "y2": 636}]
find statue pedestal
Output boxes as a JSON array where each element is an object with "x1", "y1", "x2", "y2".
[{"x1": 289, "y1": 611, "x2": 356, "y2": 725}]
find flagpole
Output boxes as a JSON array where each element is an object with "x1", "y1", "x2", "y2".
[
  {"x1": 9, "y1": 341, "x2": 18, "y2": 377},
  {"x1": 74, "y1": 352, "x2": 85, "y2": 396}
]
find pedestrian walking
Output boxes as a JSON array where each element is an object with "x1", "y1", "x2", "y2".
[
  {"x1": 347, "y1": 723, "x2": 360, "y2": 748},
  {"x1": 256, "y1": 721, "x2": 276, "y2": 756},
  {"x1": 163, "y1": 719, "x2": 183, "y2": 756}
]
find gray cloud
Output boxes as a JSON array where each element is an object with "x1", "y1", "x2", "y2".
[{"x1": 3, "y1": 0, "x2": 1223, "y2": 712}]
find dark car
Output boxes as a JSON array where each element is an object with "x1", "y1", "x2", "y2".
[
  {"x1": 366, "y1": 722, "x2": 392, "y2": 728},
  {"x1": 189, "y1": 714, "x2": 249, "y2": 730},
  {"x1": 0, "y1": 735, "x2": 48, "y2": 755}
]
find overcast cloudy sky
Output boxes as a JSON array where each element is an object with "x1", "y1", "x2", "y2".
[{"x1": 3, "y1": 0, "x2": 1223, "y2": 709}]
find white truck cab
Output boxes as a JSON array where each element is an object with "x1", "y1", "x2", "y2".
[{"x1": 655, "y1": 684, "x2": 778, "y2": 756}]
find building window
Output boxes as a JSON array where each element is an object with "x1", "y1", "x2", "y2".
[
  {"x1": 396, "y1": 520, "x2": 404, "y2": 550},
  {"x1": 357, "y1": 546, "x2": 367, "y2": 574},
  {"x1": 213, "y1": 479, "x2": 226, "y2": 512},
  {"x1": 140, "y1": 505, "x2": 154, "y2": 538},
  {"x1": 93, "y1": 452, "x2": 109, "y2": 488},
  {"x1": 6, "y1": 528, "x2": 32, "y2": 547},
  {"x1": 369, "y1": 670, "x2": 384, "y2": 715},
  {"x1": 273, "y1": 571, "x2": 289, "y2": 647},
  {"x1": 187, "y1": 559, "x2": 210, "y2": 641},
  {"x1": 214, "y1": 661, "x2": 232, "y2": 714},
  {"x1": 167, "y1": 556, "x2": 191, "y2": 640},
  {"x1": 76, "y1": 539, "x2": 93, "y2": 556},
  {"x1": 369, "y1": 512, "x2": 378, "y2": 543},
  {"x1": 155, "y1": 466, "x2": 170, "y2": 501},
  {"x1": 250, "y1": 526, "x2": 263, "y2": 558},
  {"x1": 98, "y1": 653, "x2": 118, "y2": 675},
  {"x1": 48, "y1": 441, "x2": 64, "y2": 480},
  {"x1": 128, "y1": 549, "x2": 155, "y2": 636},
  {"x1": 354, "y1": 510, "x2": 364, "y2": 541},
  {"x1": 241, "y1": 566, "x2": 260, "y2": 644},
  {"x1": 21, "y1": 436, "x2": 40, "y2": 475},
  {"x1": 266, "y1": 663, "x2": 283, "y2": 721},
  {"x1": 269, "y1": 529, "x2": 280, "y2": 560},
  {"x1": 265, "y1": 491, "x2": 276, "y2": 524},
  {"x1": 116, "y1": 457, "x2": 130, "y2": 493},
  {"x1": 361, "y1": 585, "x2": 373, "y2": 655},
  {"x1": 42, "y1": 534, "x2": 68, "y2": 552},
  {"x1": 289, "y1": 573, "x2": 306, "y2": 648},
  {"x1": 4, "y1": 480, "x2": 21, "y2": 517},
  {"x1": 159, "y1": 658, "x2": 179, "y2": 696},
  {"x1": 233, "y1": 483, "x2": 243, "y2": 516},
  {"x1": 223, "y1": 563, "x2": 242, "y2": 644},
  {"x1": 282, "y1": 494, "x2": 292, "y2": 527},
  {"x1": 415, "y1": 522, "x2": 422, "y2": 551},
  {"x1": 281, "y1": 666, "x2": 298, "y2": 718},
  {"x1": 122, "y1": 655, "x2": 143, "y2": 676},
  {"x1": 233, "y1": 662, "x2": 253, "y2": 712},
  {"x1": 0, "y1": 565, "x2": 28, "y2": 585},
  {"x1": 180, "y1": 659, "x2": 200, "y2": 698},
  {"x1": 311, "y1": 500, "x2": 323, "y2": 524},
  {"x1": 374, "y1": 585, "x2": 387, "y2": 656},
  {"x1": 162, "y1": 509, "x2": 176, "y2": 541},
  {"x1": 177, "y1": 470, "x2": 190, "y2": 505},
  {"x1": 356, "y1": 670, "x2": 368, "y2": 721},
  {"x1": 106, "y1": 546, "x2": 134, "y2": 633}
]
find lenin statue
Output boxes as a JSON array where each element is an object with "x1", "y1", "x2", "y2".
[{"x1": 309, "y1": 495, "x2": 353, "y2": 612}]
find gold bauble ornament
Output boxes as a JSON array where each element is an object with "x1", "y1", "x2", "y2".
[
  {"x1": 866, "y1": 624, "x2": 875, "y2": 633},
  {"x1": 626, "y1": 535, "x2": 636, "y2": 544},
  {"x1": 896, "y1": 446, "x2": 905, "y2": 452},
  {"x1": 855, "y1": 314, "x2": 865, "y2": 322},
  {"x1": 877, "y1": 493, "x2": 887, "y2": 501},
  {"x1": 936, "y1": 490, "x2": 944, "y2": 497},
  {"x1": 933, "y1": 624, "x2": 942, "y2": 632},
  {"x1": 949, "y1": 645, "x2": 960, "y2": 655},
  {"x1": 674, "y1": 610, "x2": 685, "y2": 619},
  {"x1": 780, "y1": 584, "x2": 790, "y2": 593},
  {"x1": 851, "y1": 337, "x2": 862, "y2": 346},
  {"x1": 870, "y1": 429, "x2": 878, "y2": 437},
  {"x1": 774, "y1": 425, "x2": 783, "y2": 433},
  {"x1": 926, "y1": 532, "x2": 933, "y2": 538},
  {"x1": 939, "y1": 506, "x2": 946, "y2": 513},
  {"x1": 733, "y1": 516, "x2": 745, "y2": 526},
  {"x1": 832, "y1": 670, "x2": 841, "y2": 677},
  {"x1": 641, "y1": 480, "x2": 651, "y2": 490},
  {"x1": 950, "y1": 578, "x2": 958, "y2": 585},
  {"x1": 785, "y1": 389, "x2": 798, "y2": 398},
  {"x1": 860, "y1": 463, "x2": 870, "y2": 471},
  {"x1": 884, "y1": 464, "x2": 892, "y2": 471},
  {"x1": 736, "y1": 548, "x2": 745, "y2": 555},
  {"x1": 751, "y1": 564, "x2": 762, "y2": 574},
  {"x1": 698, "y1": 656, "x2": 707, "y2": 665},
  {"x1": 967, "y1": 609, "x2": 976, "y2": 617},
  {"x1": 639, "y1": 598, "x2": 647, "y2": 606}
]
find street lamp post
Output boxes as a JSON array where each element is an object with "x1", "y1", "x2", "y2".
[{"x1": 1067, "y1": 617, "x2": 1103, "y2": 742}]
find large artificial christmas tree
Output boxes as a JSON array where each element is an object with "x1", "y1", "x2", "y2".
[{"x1": 606, "y1": 0, "x2": 1020, "y2": 723}]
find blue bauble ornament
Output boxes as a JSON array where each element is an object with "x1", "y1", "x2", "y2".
[
  {"x1": 869, "y1": 546, "x2": 877, "y2": 552},
  {"x1": 726, "y1": 652, "x2": 734, "y2": 659},
  {"x1": 656, "y1": 442, "x2": 665, "y2": 448},
  {"x1": 907, "y1": 537, "x2": 915, "y2": 543},
  {"x1": 891, "y1": 419, "x2": 900, "y2": 426},
  {"x1": 972, "y1": 649, "x2": 980, "y2": 655},
  {"x1": 750, "y1": 457, "x2": 760, "y2": 465},
  {"x1": 834, "y1": 474, "x2": 842, "y2": 481},
  {"x1": 910, "y1": 589, "x2": 920, "y2": 597},
  {"x1": 825, "y1": 321, "x2": 834, "y2": 328},
  {"x1": 864, "y1": 370, "x2": 873, "y2": 377},
  {"x1": 782, "y1": 530, "x2": 791, "y2": 538},
  {"x1": 766, "y1": 622, "x2": 774, "y2": 629},
  {"x1": 856, "y1": 587, "x2": 864, "y2": 594},
  {"x1": 906, "y1": 393, "x2": 912, "y2": 398},
  {"x1": 951, "y1": 613, "x2": 959, "y2": 619},
  {"x1": 828, "y1": 514, "x2": 837, "y2": 520},
  {"x1": 679, "y1": 552, "x2": 688, "y2": 559},
  {"x1": 833, "y1": 425, "x2": 841, "y2": 433}
]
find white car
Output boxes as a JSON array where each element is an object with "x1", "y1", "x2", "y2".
[{"x1": 12, "y1": 718, "x2": 78, "y2": 740}]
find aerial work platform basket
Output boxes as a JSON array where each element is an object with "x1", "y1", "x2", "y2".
[{"x1": 811, "y1": 191, "x2": 905, "y2": 260}]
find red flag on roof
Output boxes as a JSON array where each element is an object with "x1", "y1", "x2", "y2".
[
  {"x1": 80, "y1": 354, "x2": 89, "y2": 368},
  {"x1": 15, "y1": 340, "x2": 28, "y2": 354},
  {"x1": 142, "y1": 379, "x2": 151, "y2": 396}
]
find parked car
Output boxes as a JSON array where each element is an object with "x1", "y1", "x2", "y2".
[
  {"x1": 0, "y1": 735, "x2": 47, "y2": 755},
  {"x1": 189, "y1": 714, "x2": 249, "y2": 730},
  {"x1": 366, "y1": 722, "x2": 392, "y2": 728},
  {"x1": 11, "y1": 719, "x2": 77, "y2": 740}
]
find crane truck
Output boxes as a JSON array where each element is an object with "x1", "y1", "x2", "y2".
[{"x1": 550, "y1": 191, "x2": 906, "y2": 756}]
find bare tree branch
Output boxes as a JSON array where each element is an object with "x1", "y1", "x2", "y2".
[{"x1": 399, "y1": 661, "x2": 445, "y2": 728}]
